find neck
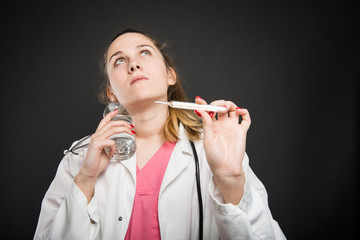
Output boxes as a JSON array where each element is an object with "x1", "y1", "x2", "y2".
[{"x1": 125, "y1": 100, "x2": 169, "y2": 142}]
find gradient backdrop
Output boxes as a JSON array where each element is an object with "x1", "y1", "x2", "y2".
[{"x1": 2, "y1": 0, "x2": 359, "y2": 239}]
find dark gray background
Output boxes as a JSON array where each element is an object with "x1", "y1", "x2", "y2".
[{"x1": 2, "y1": 0, "x2": 359, "y2": 239}]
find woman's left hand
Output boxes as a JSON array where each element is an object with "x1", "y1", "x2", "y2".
[{"x1": 194, "y1": 96, "x2": 251, "y2": 204}]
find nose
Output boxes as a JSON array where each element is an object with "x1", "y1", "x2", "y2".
[{"x1": 128, "y1": 61, "x2": 142, "y2": 73}]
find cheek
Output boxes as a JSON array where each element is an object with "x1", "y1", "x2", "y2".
[
  {"x1": 108, "y1": 69, "x2": 128, "y2": 98},
  {"x1": 109, "y1": 67, "x2": 127, "y2": 85},
  {"x1": 147, "y1": 60, "x2": 170, "y2": 83}
]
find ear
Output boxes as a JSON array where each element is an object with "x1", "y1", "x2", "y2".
[
  {"x1": 106, "y1": 87, "x2": 117, "y2": 102},
  {"x1": 167, "y1": 67, "x2": 177, "y2": 86}
]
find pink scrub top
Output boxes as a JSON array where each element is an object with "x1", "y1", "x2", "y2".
[{"x1": 124, "y1": 141, "x2": 176, "y2": 240}]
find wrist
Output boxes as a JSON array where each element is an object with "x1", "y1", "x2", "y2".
[
  {"x1": 213, "y1": 167, "x2": 245, "y2": 186},
  {"x1": 74, "y1": 171, "x2": 96, "y2": 203},
  {"x1": 74, "y1": 173, "x2": 96, "y2": 186},
  {"x1": 213, "y1": 173, "x2": 246, "y2": 205},
  {"x1": 76, "y1": 167, "x2": 98, "y2": 183}
]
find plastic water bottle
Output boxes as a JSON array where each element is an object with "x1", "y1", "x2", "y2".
[{"x1": 103, "y1": 102, "x2": 136, "y2": 161}]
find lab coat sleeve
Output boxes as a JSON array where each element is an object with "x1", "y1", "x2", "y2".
[
  {"x1": 208, "y1": 153, "x2": 286, "y2": 240},
  {"x1": 33, "y1": 146, "x2": 100, "y2": 240}
]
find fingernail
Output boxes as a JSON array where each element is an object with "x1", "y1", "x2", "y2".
[
  {"x1": 113, "y1": 108, "x2": 118, "y2": 112},
  {"x1": 194, "y1": 109, "x2": 202, "y2": 117},
  {"x1": 236, "y1": 107, "x2": 242, "y2": 110},
  {"x1": 131, "y1": 130, "x2": 136, "y2": 134},
  {"x1": 208, "y1": 111, "x2": 214, "y2": 118},
  {"x1": 129, "y1": 124, "x2": 135, "y2": 128},
  {"x1": 196, "y1": 96, "x2": 202, "y2": 100}
]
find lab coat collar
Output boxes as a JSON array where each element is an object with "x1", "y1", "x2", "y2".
[
  {"x1": 119, "y1": 124, "x2": 195, "y2": 193},
  {"x1": 119, "y1": 152, "x2": 137, "y2": 183}
]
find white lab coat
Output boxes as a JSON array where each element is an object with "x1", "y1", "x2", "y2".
[{"x1": 34, "y1": 124, "x2": 286, "y2": 240}]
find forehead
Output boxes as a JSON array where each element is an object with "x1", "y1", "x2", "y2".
[{"x1": 107, "y1": 33, "x2": 156, "y2": 56}]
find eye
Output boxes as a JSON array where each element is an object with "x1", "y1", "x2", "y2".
[
  {"x1": 140, "y1": 49, "x2": 151, "y2": 56},
  {"x1": 114, "y1": 57, "x2": 126, "y2": 66}
]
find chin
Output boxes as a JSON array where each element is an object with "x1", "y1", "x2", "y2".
[
  {"x1": 120, "y1": 85, "x2": 168, "y2": 106},
  {"x1": 123, "y1": 93, "x2": 163, "y2": 108}
]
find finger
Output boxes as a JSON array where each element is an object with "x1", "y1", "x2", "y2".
[
  {"x1": 97, "y1": 120, "x2": 133, "y2": 137},
  {"x1": 195, "y1": 97, "x2": 214, "y2": 141},
  {"x1": 97, "y1": 108, "x2": 119, "y2": 131},
  {"x1": 194, "y1": 96, "x2": 214, "y2": 137},
  {"x1": 89, "y1": 135, "x2": 116, "y2": 152},
  {"x1": 206, "y1": 100, "x2": 224, "y2": 119},
  {"x1": 106, "y1": 139, "x2": 116, "y2": 158},
  {"x1": 228, "y1": 106, "x2": 242, "y2": 125},
  {"x1": 195, "y1": 96, "x2": 216, "y2": 118},
  {"x1": 226, "y1": 101, "x2": 238, "y2": 113},
  {"x1": 209, "y1": 99, "x2": 226, "y2": 106},
  {"x1": 101, "y1": 126, "x2": 136, "y2": 140},
  {"x1": 225, "y1": 101, "x2": 241, "y2": 123},
  {"x1": 195, "y1": 96, "x2": 208, "y2": 104},
  {"x1": 217, "y1": 101, "x2": 235, "y2": 121},
  {"x1": 195, "y1": 108, "x2": 215, "y2": 140},
  {"x1": 237, "y1": 108, "x2": 251, "y2": 130},
  {"x1": 91, "y1": 138, "x2": 116, "y2": 157}
]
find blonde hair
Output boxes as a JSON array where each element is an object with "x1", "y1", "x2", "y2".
[{"x1": 98, "y1": 28, "x2": 202, "y2": 142}]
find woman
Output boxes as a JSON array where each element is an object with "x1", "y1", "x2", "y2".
[{"x1": 34, "y1": 29, "x2": 286, "y2": 239}]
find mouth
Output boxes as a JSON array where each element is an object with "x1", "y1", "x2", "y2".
[{"x1": 130, "y1": 76, "x2": 149, "y2": 85}]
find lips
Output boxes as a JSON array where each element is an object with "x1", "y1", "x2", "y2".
[{"x1": 130, "y1": 75, "x2": 149, "y2": 85}]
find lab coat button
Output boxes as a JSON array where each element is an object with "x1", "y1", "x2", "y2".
[
  {"x1": 118, "y1": 216, "x2": 122, "y2": 221},
  {"x1": 90, "y1": 219, "x2": 96, "y2": 224}
]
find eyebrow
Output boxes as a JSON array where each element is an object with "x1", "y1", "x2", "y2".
[{"x1": 108, "y1": 44, "x2": 156, "y2": 63}]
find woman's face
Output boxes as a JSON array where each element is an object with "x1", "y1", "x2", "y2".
[{"x1": 106, "y1": 33, "x2": 175, "y2": 108}]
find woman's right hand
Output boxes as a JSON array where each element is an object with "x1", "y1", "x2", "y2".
[{"x1": 74, "y1": 108, "x2": 135, "y2": 202}]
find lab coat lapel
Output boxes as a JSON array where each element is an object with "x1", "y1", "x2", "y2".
[
  {"x1": 119, "y1": 154, "x2": 137, "y2": 183},
  {"x1": 159, "y1": 124, "x2": 194, "y2": 196},
  {"x1": 118, "y1": 124, "x2": 195, "y2": 189}
]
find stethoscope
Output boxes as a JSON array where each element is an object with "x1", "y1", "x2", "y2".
[{"x1": 65, "y1": 136, "x2": 204, "y2": 240}]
